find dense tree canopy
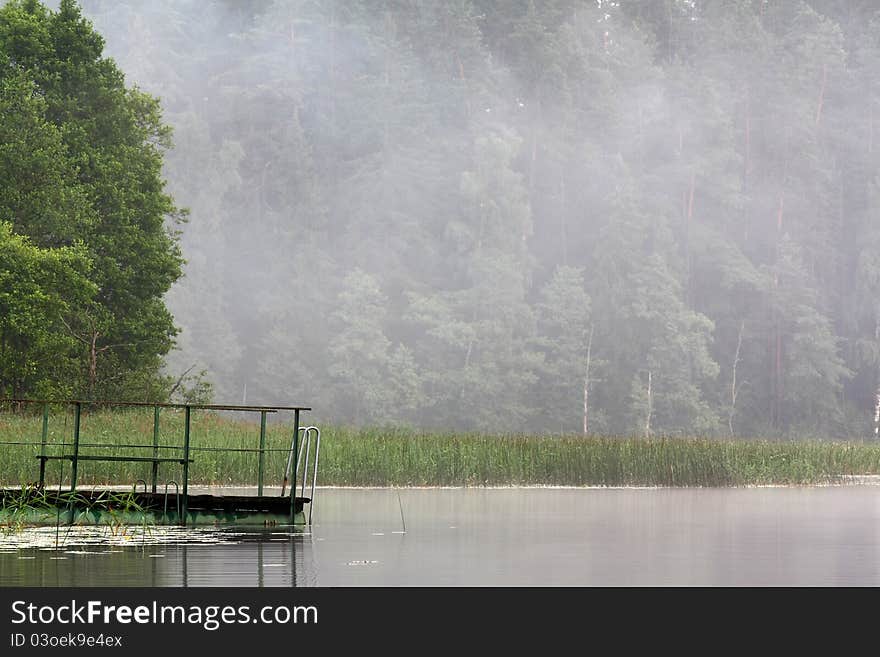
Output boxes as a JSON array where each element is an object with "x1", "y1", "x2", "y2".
[
  {"x1": 4, "y1": 0, "x2": 880, "y2": 437},
  {"x1": 0, "y1": 0, "x2": 184, "y2": 400}
]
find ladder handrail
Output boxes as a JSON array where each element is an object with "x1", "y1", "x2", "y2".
[
  {"x1": 281, "y1": 425, "x2": 320, "y2": 524},
  {"x1": 281, "y1": 425, "x2": 310, "y2": 496},
  {"x1": 308, "y1": 427, "x2": 321, "y2": 525},
  {"x1": 163, "y1": 480, "x2": 179, "y2": 519},
  {"x1": 299, "y1": 429, "x2": 311, "y2": 503},
  {"x1": 280, "y1": 428, "x2": 298, "y2": 496}
]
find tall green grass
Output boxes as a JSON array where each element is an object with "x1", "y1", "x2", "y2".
[
  {"x1": 317, "y1": 427, "x2": 880, "y2": 486},
  {"x1": 2, "y1": 408, "x2": 880, "y2": 487}
]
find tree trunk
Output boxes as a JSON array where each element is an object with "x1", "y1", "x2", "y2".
[
  {"x1": 744, "y1": 90, "x2": 751, "y2": 191},
  {"x1": 527, "y1": 88, "x2": 540, "y2": 206},
  {"x1": 685, "y1": 171, "x2": 695, "y2": 301},
  {"x1": 773, "y1": 192, "x2": 784, "y2": 428},
  {"x1": 687, "y1": 172, "x2": 695, "y2": 222},
  {"x1": 329, "y1": 7, "x2": 337, "y2": 148},
  {"x1": 456, "y1": 53, "x2": 471, "y2": 118},
  {"x1": 815, "y1": 62, "x2": 828, "y2": 127},
  {"x1": 729, "y1": 320, "x2": 744, "y2": 435},
  {"x1": 527, "y1": 120, "x2": 538, "y2": 244},
  {"x1": 560, "y1": 170, "x2": 567, "y2": 266},
  {"x1": 776, "y1": 192, "x2": 785, "y2": 233},
  {"x1": 645, "y1": 370, "x2": 653, "y2": 439},
  {"x1": 583, "y1": 325, "x2": 593, "y2": 435},
  {"x1": 774, "y1": 325, "x2": 783, "y2": 428},
  {"x1": 89, "y1": 330, "x2": 99, "y2": 397},
  {"x1": 875, "y1": 317, "x2": 880, "y2": 439},
  {"x1": 874, "y1": 384, "x2": 880, "y2": 438}
]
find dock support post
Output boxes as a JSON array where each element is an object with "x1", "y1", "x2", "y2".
[
  {"x1": 181, "y1": 405, "x2": 191, "y2": 526},
  {"x1": 70, "y1": 402, "x2": 81, "y2": 495},
  {"x1": 151, "y1": 405, "x2": 160, "y2": 494},
  {"x1": 38, "y1": 403, "x2": 49, "y2": 487},
  {"x1": 66, "y1": 402, "x2": 81, "y2": 525},
  {"x1": 290, "y1": 409, "x2": 300, "y2": 523},
  {"x1": 258, "y1": 410, "x2": 267, "y2": 495}
]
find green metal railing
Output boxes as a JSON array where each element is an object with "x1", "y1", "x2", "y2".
[{"x1": 0, "y1": 399, "x2": 312, "y2": 525}]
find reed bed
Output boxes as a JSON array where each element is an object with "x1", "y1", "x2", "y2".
[{"x1": 2, "y1": 408, "x2": 880, "y2": 487}]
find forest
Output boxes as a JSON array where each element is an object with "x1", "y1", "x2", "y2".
[{"x1": 2, "y1": 0, "x2": 880, "y2": 439}]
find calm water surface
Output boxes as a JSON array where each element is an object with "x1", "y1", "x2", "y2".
[{"x1": 2, "y1": 487, "x2": 880, "y2": 586}]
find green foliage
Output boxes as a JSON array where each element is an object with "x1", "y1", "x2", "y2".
[
  {"x1": 0, "y1": 0, "x2": 184, "y2": 400},
  {"x1": 328, "y1": 269, "x2": 423, "y2": 424},
  {"x1": 0, "y1": 67, "x2": 93, "y2": 246},
  {"x1": 772, "y1": 235, "x2": 852, "y2": 431},
  {"x1": 533, "y1": 266, "x2": 592, "y2": 432},
  {"x1": 0, "y1": 223, "x2": 94, "y2": 398},
  {"x1": 405, "y1": 133, "x2": 539, "y2": 430},
  {"x1": 6, "y1": 0, "x2": 880, "y2": 439}
]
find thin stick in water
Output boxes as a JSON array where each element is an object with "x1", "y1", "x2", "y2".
[{"x1": 396, "y1": 488, "x2": 406, "y2": 534}]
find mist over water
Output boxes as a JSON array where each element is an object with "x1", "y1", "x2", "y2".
[
  {"x1": 71, "y1": 1, "x2": 880, "y2": 438},
  {"x1": 4, "y1": 488, "x2": 880, "y2": 586}
]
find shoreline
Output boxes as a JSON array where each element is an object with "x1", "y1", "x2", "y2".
[{"x1": 8, "y1": 475, "x2": 880, "y2": 491}]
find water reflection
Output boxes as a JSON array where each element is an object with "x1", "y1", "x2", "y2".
[
  {"x1": 3, "y1": 487, "x2": 880, "y2": 586},
  {"x1": 0, "y1": 527, "x2": 315, "y2": 586},
  {"x1": 163, "y1": 534, "x2": 317, "y2": 587}
]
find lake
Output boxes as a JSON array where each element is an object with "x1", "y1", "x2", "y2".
[{"x1": 2, "y1": 487, "x2": 879, "y2": 586}]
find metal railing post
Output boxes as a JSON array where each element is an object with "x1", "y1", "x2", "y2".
[
  {"x1": 289, "y1": 409, "x2": 300, "y2": 523},
  {"x1": 181, "y1": 405, "x2": 191, "y2": 526},
  {"x1": 151, "y1": 405, "x2": 160, "y2": 493},
  {"x1": 38, "y1": 402, "x2": 49, "y2": 487},
  {"x1": 70, "y1": 402, "x2": 81, "y2": 495},
  {"x1": 258, "y1": 410, "x2": 267, "y2": 495}
]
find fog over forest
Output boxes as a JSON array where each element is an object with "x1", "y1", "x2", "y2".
[{"x1": 68, "y1": 0, "x2": 880, "y2": 438}]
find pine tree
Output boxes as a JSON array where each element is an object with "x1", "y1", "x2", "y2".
[{"x1": 534, "y1": 266, "x2": 594, "y2": 433}]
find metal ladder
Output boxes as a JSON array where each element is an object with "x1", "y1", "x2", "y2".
[{"x1": 281, "y1": 426, "x2": 321, "y2": 524}]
